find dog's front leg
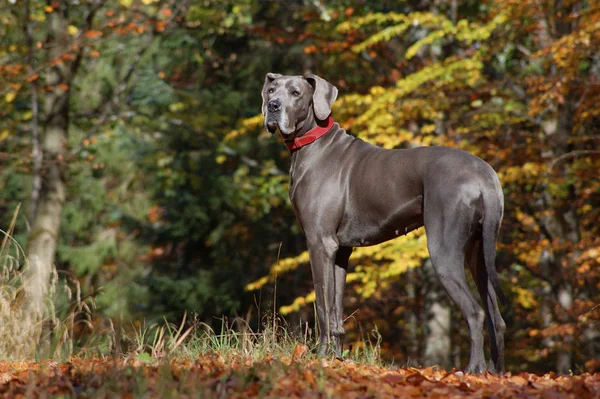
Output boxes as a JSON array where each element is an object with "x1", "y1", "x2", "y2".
[
  {"x1": 307, "y1": 235, "x2": 340, "y2": 356},
  {"x1": 332, "y1": 246, "x2": 352, "y2": 355}
]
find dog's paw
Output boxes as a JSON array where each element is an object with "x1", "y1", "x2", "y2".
[{"x1": 464, "y1": 362, "x2": 487, "y2": 375}]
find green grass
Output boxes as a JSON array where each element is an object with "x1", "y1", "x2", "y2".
[{"x1": 125, "y1": 312, "x2": 383, "y2": 367}]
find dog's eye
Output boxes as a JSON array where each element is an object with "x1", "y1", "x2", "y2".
[
  {"x1": 292, "y1": 90, "x2": 300, "y2": 97},
  {"x1": 268, "y1": 88, "x2": 274, "y2": 94}
]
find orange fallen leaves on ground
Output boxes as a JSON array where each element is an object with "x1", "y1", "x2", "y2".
[
  {"x1": 292, "y1": 343, "x2": 309, "y2": 362},
  {"x1": 0, "y1": 356, "x2": 598, "y2": 398}
]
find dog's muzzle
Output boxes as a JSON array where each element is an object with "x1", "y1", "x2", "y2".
[
  {"x1": 266, "y1": 99, "x2": 282, "y2": 133},
  {"x1": 266, "y1": 117, "x2": 279, "y2": 134}
]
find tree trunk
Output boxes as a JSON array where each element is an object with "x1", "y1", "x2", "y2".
[
  {"x1": 423, "y1": 301, "x2": 451, "y2": 369},
  {"x1": 25, "y1": 1, "x2": 72, "y2": 314},
  {"x1": 24, "y1": 0, "x2": 42, "y2": 221},
  {"x1": 406, "y1": 267, "x2": 419, "y2": 365},
  {"x1": 535, "y1": 0, "x2": 580, "y2": 375},
  {"x1": 545, "y1": 91, "x2": 581, "y2": 375},
  {"x1": 422, "y1": 260, "x2": 452, "y2": 370},
  {"x1": 539, "y1": 95, "x2": 579, "y2": 375}
]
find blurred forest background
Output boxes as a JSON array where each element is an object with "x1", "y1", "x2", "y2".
[{"x1": 0, "y1": 0, "x2": 598, "y2": 375}]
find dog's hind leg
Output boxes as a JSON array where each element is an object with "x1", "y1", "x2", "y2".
[
  {"x1": 424, "y1": 199, "x2": 487, "y2": 374},
  {"x1": 467, "y1": 239, "x2": 506, "y2": 374},
  {"x1": 485, "y1": 277, "x2": 506, "y2": 374}
]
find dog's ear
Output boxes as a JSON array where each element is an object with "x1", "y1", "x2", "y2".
[
  {"x1": 305, "y1": 74, "x2": 338, "y2": 121},
  {"x1": 261, "y1": 72, "x2": 282, "y2": 116}
]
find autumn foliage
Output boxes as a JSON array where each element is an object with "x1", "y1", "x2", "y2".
[
  {"x1": 0, "y1": 353, "x2": 599, "y2": 398},
  {"x1": 243, "y1": 0, "x2": 600, "y2": 374},
  {"x1": 0, "y1": 0, "x2": 598, "y2": 387}
]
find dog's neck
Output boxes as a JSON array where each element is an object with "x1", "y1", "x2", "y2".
[
  {"x1": 294, "y1": 110, "x2": 318, "y2": 138},
  {"x1": 285, "y1": 115, "x2": 334, "y2": 153}
]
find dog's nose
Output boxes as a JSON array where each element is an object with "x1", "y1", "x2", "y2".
[{"x1": 268, "y1": 99, "x2": 281, "y2": 112}]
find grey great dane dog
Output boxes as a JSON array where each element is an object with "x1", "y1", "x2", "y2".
[{"x1": 261, "y1": 73, "x2": 508, "y2": 374}]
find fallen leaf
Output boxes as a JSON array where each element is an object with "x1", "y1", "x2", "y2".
[
  {"x1": 291, "y1": 344, "x2": 309, "y2": 362},
  {"x1": 510, "y1": 375, "x2": 529, "y2": 385}
]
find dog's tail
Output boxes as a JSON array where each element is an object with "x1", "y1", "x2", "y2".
[{"x1": 482, "y1": 179, "x2": 509, "y2": 308}]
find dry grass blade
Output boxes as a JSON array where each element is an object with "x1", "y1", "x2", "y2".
[
  {"x1": 0, "y1": 203, "x2": 20, "y2": 260},
  {"x1": 1, "y1": 205, "x2": 105, "y2": 361}
]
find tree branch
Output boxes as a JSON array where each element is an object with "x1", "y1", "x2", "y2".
[{"x1": 549, "y1": 150, "x2": 600, "y2": 170}]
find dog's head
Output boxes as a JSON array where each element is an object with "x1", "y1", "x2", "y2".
[{"x1": 261, "y1": 73, "x2": 338, "y2": 138}]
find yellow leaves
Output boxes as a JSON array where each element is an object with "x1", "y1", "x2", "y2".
[
  {"x1": 336, "y1": 9, "x2": 508, "y2": 149},
  {"x1": 168, "y1": 102, "x2": 185, "y2": 112},
  {"x1": 519, "y1": 8, "x2": 600, "y2": 119},
  {"x1": 68, "y1": 25, "x2": 79, "y2": 36},
  {"x1": 341, "y1": 11, "x2": 506, "y2": 56},
  {"x1": 405, "y1": 30, "x2": 445, "y2": 59},
  {"x1": 280, "y1": 291, "x2": 316, "y2": 315},
  {"x1": 455, "y1": 13, "x2": 507, "y2": 44},
  {"x1": 576, "y1": 246, "x2": 600, "y2": 274},
  {"x1": 22, "y1": 111, "x2": 33, "y2": 121},
  {"x1": 348, "y1": 12, "x2": 453, "y2": 54},
  {"x1": 270, "y1": 230, "x2": 430, "y2": 315},
  {"x1": 347, "y1": 232, "x2": 429, "y2": 299},
  {"x1": 498, "y1": 162, "x2": 544, "y2": 185},
  {"x1": 419, "y1": 124, "x2": 436, "y2": 134},
  {"x1": 4, "y1": 92, "x2": 16, "y2": 103},
  {"x1": 357, "y1": 231, "x2": 428, "y2": 273},
  {"x1": 514, "y1": 239, "x2": 549, "y2": 268},
  {"x1": 337, "y1": 12, "x2": 406, "y2": 33},
  {"x1": 580, "y1": 247, "x2": 600, "y2": 263},
  {"x1": 351, "y1": 23, "x2": 411, "y2": 53},
  {"x1": 351, "y1": 56, "x2": 484, "y2": 144},
  {"x1": 31, "y1": 9, "x2": 47, "y2": 22},
  {"x1": 247, "y1": 227, "x2": 429, "y2": 314},
  {"x1": 245, "y1": 276, "x2": 269, "y2": 292},
  {"x1": 470, "y1": 99, "x2": 483, "y2": 108},
  {"x1": 515, "y1": 208, "x2": 539, "y2": 233},
  {"x1": 514, "y1": 286, "x2": 538, "y2": 309},
  {"x1": 368, "y1": 128, "x2": 413, "y2": 149},
  {"x1": 0, "y1": 130, "x2": 10, "y2": 142},
  {"x1": 534, "y1": 28, "x2": 597, "y2": 72},
  {"x1": 225, "y1": 114, "x2": 264, "y2": 143},
  {"x1": 273, "y1": 250, "x2": 311, "y2": 274},
  {"x1": 245, "y1": 250, "x2": 311, "y2": 292}
]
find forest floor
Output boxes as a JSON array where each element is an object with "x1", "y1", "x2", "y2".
[{"x1": 1, "y1": 347, "x2": 599, "y2": 398}]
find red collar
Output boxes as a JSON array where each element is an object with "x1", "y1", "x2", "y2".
[{"x1": 285, "y1": 116, "x2": 335, "y2": 152}]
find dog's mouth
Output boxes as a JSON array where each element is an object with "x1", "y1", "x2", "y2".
[
  {"x1": 266, "y1": 119, "x2": 278, "y2": 134},
  {"x1": 266, "y1": 116, "x2": 294, "y2": 136}
]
